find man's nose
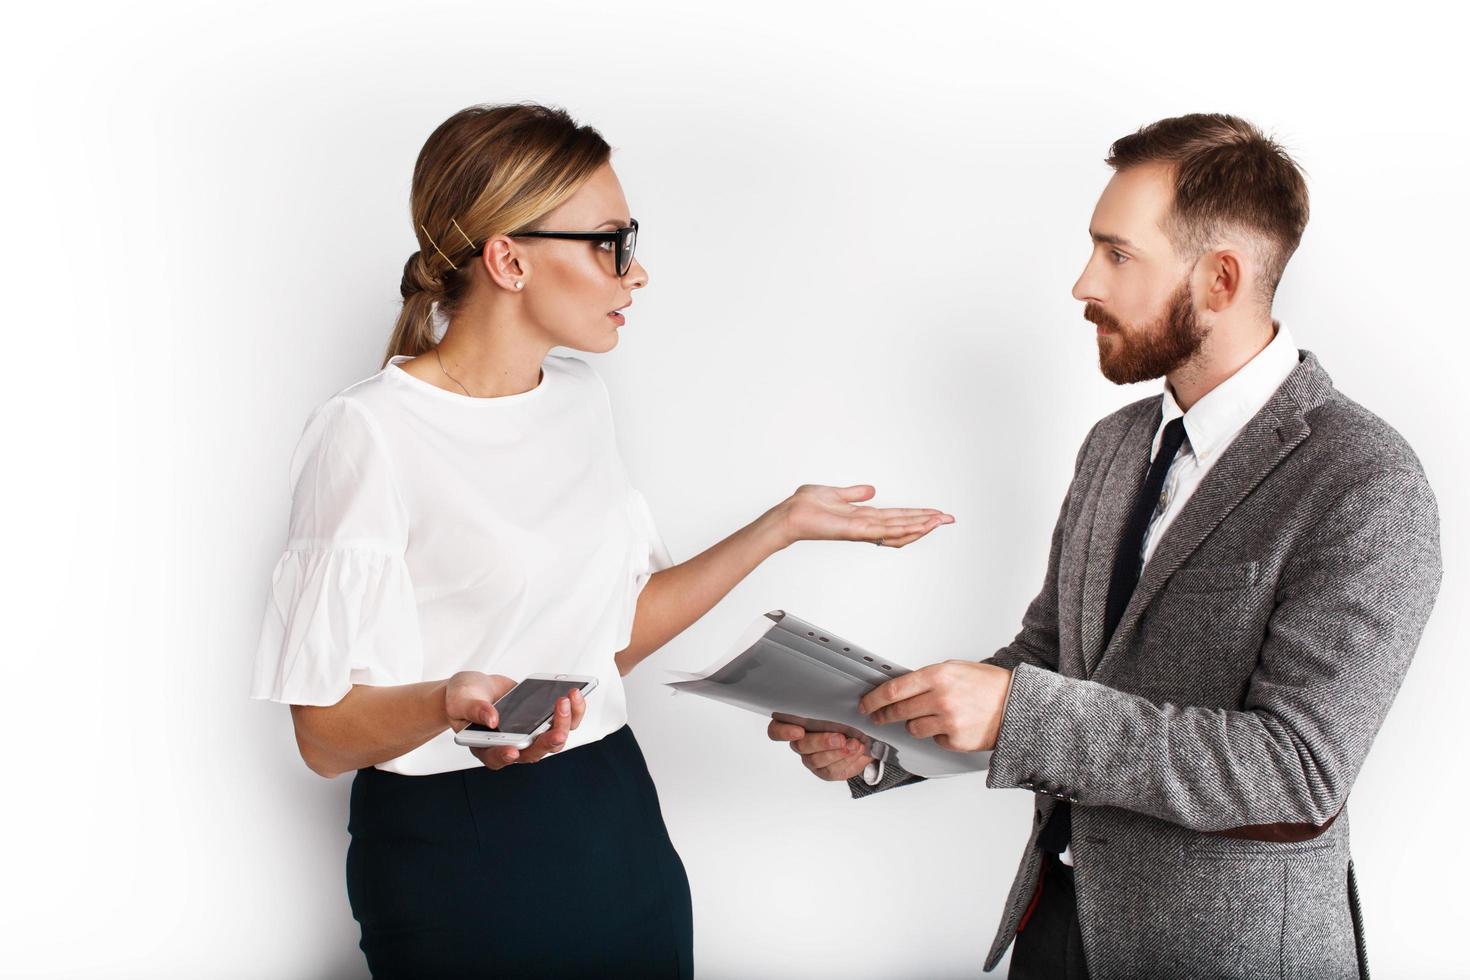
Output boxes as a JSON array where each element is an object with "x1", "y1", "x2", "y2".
[{"x1": 1072, "y1": 256, "x2": 1100, "y2": 303}]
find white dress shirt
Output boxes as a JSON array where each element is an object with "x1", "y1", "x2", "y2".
[
  {"x1": 250, "y1": 354, "x2": 672, "y2": 775},
  {"x1": 1060, "y1": 321, "x2": 1300, "y2": 866}
]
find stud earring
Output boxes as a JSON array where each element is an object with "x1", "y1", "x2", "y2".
[{"x1": 514, "y1": 281, "x2": 523, "y2": 290}]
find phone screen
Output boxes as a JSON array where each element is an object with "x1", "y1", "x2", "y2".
[{"x1": 463, "y1": 678, "x2": 590, "y2": 735}]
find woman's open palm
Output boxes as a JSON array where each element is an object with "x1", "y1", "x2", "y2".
[{"x1": 780, "y1": 484, "x2": 954, "y2": 549}]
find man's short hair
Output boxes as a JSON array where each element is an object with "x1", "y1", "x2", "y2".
[{"x1": 1106, "y1": 113, "x2": 1310, "y2": 305}]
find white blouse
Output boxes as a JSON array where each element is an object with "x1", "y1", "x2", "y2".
[{"x1": 251, "y1": 353, "x2": 673, "y2": 775}]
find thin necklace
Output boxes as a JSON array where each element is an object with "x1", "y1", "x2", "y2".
[{"x1": 434, "y1": 347, "x2": 475, "y2": 398}]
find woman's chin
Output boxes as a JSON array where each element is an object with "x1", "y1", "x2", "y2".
[{"x1": 556, "y1": 330, "x2": 620, "y2": 355}]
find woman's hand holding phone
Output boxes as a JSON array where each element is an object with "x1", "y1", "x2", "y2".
[{"x1": 444, "y1": 671, "x2": 587, "y2": 770}]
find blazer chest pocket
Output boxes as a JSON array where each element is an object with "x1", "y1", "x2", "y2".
[{"x1": 1166, "y1": 560, "x2": 1259, "y2": 594}]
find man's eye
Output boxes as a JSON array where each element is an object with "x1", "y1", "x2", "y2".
[{"x1": 1110, "y1": 249, "x2": 1129, "y2": 264}]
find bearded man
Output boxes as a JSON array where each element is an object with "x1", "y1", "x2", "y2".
[{"x1": 771, "y1": 113, "x2": 1442, "y2": 979}]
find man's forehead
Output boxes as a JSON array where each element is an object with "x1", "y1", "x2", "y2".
[{"x1": 1090, "y1": 163, "x2": 1174, "y2": 249}]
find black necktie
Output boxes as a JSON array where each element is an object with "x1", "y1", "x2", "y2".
[
  {"x1": 1103, "y1": 416, "x2": 1189, "y2": 649},
  {"x1": 1036, "y1": 416, "x2": 1188, "y2": 855}
]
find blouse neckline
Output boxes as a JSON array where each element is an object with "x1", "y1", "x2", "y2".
[{"x1": 385, "y1": 354, "x2": 553, "y2": 406}]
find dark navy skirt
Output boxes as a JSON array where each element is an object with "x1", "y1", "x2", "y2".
[{"x1": 347, "y1": 724, "x2": 693, "y2": 978}]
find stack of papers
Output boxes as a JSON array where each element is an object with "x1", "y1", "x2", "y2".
[{"x1": 666, "y1": 610, "x2": 991, "y2": 778}]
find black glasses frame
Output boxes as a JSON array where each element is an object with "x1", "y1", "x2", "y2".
[{"x1": 506, "y1": 218, "x2": 639, "y2": 277}]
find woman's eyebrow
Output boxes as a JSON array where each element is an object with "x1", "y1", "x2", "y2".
[{"x1": 596, "y1": 218, "x2": 629, "y2": 229}]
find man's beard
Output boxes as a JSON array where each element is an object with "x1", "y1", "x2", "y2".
[{"x1": 1085, "y1": 278, "x2": 1206, "y2": 385}]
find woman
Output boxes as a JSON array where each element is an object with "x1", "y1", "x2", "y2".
[{"x1": 251, "y1": 102, "x2": 953, "y2": 978}]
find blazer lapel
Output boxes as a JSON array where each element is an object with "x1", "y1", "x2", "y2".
[
  {"x1": 1079, "y1": 403, "x2": 1160, "y2": 677},
  {"x1": 1087, "y1": 352, "x2": 1331, "y2": 684}
]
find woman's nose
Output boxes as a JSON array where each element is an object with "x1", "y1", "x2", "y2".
[{"x1": 625, "y1": 257, "x2": 649, "y2": 289}]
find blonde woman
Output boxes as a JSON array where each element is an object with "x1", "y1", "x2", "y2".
[{"x1": 252, "y1": 103, "x2": 954, "y2": 978}]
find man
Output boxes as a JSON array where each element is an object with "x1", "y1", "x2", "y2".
[{"x1": 769, "y1": 114, "x2": 1442, "y2": 978}]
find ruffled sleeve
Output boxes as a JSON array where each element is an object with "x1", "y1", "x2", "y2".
[
  {"x1": 250, "y1": 396, "x2": 424, "y2": 705},
  {"x1": 614, "y1": 485, "x2": 675, "y2": 651}
]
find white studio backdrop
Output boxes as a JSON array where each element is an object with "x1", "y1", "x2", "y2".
[{"x1": 2, "y1": 2, "x2": 1466, "y2": 977}]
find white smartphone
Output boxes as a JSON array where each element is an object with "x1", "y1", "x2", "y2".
[{"x1": 453, "y1": 673, "x2": 599, "y2": 750}]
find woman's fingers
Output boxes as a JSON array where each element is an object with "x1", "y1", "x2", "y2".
[
  {"x1": 567, "y1": 688, "x2": 586, "y2": 730},
  {"x1": 857, "y1": 518, "x2": 944, "y2": 545},
  {"x1": 473, "y1": 691, "x2": 582, "y2": 770},
  {"x1": 444, "y1": 671, "x2": 514, "y2": 729},
  {"x1": 852, "y1": 514, "x2": 952, "y2": 543},
  {"x1": 873, "y1": 517, "x2": 954, "y2": 548},
  {"x1": 830, "y1": 484, "x2": 877, "y2": 503},
  {"x1": 852, "y1": 511, "x2": 952, "y2": 525},
  {"x1": 519, "y1": 697, "x2": 572, "y2": 763},
  {"x1": 473, "y1": 745, "x2": 520, "y2": 770}
]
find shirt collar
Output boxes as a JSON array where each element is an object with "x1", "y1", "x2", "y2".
[{"x1": 1153, "y1": 321, "x2": 1300, "y2": 462}]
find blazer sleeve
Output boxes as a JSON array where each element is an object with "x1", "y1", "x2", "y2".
[
  {"x1": 985, "y1": 465, "x2": 1443, "y2": 832},
  {"x1": 847, "y1": 421, "x2": 1101, "y2": 799}
]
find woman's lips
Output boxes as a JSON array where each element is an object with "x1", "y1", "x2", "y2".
[{"x1": 608, "y1": 311, "x2": 625, "y2": 326}]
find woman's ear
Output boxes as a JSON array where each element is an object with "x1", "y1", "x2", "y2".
[{"x1": 480, "y1": 236, "x2": 528, "y2": 292}]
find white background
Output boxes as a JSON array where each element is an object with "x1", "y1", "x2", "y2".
[{"x1": 3, "y1": 2, "x2": 1466, "y2": 977}]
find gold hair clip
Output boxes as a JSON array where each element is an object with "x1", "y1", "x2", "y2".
[
  {"x1": 449, "y1": 217, "x2": 478, "y2": 252},
  {"x1": 419, "y1": 223, "x2": 457, "y2": 270}
]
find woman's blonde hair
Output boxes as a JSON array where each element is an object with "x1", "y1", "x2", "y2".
[{"x1": 383, "y1": 103, "x2": 611, "y2": 366}]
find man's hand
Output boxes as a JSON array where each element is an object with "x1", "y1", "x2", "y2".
[
  {"x1": 767, "y1": 720, "x2": 874, "y2": 781},
  {"x1": 859, "y1": 660, "x2": 1012, "y2": 752}
]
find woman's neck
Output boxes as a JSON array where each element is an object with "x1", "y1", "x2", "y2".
[{"x1": 430, "y1": 311, "x2": 551, "y2": 398}]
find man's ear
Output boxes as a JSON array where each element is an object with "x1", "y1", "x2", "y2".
[
  {"x1": 479, "y1": 236, "x2": 528, "y2": 292},
  {"x1": 1201, "y1": 248, "x2": 1245, "y2": 313}
]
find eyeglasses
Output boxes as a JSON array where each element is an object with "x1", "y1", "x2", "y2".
[{"x1": 508, "y1": 218, "x2": 640, "y2": 277}]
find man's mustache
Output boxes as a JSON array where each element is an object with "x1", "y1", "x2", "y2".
[{"x1": 1084, "y1": 303, "x2": 1121, "y2": 332}]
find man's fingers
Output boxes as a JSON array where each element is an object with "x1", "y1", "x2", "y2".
[
  {"x1": 869, "y1": 692, "x2": 940, "y2": 726},
  {"x1": 816, "y1": 754, "x2": 873, "y2": 781},
  {"x1": 907, "y1": 716, "x2": 947, "y2": 740},
  {"x1": 792, "y1": 731, "x2": 850, "y2": 754},
  {"x1": 859, "y1": 670, "x2": 932, "y2": 716},
  {"x1": 567, "y1": 688, "x2": 586, "y2": 729},
  {"x1": 768, "y1": 720, "x2": 807, "y2": 742},
  {"x1": 803, "y1": 742, "x2": 863, "y2": 770}
]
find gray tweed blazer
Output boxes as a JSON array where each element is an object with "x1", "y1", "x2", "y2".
[{"x1": 851, "y1": 350, "x2": 1442, "y2": 979}]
